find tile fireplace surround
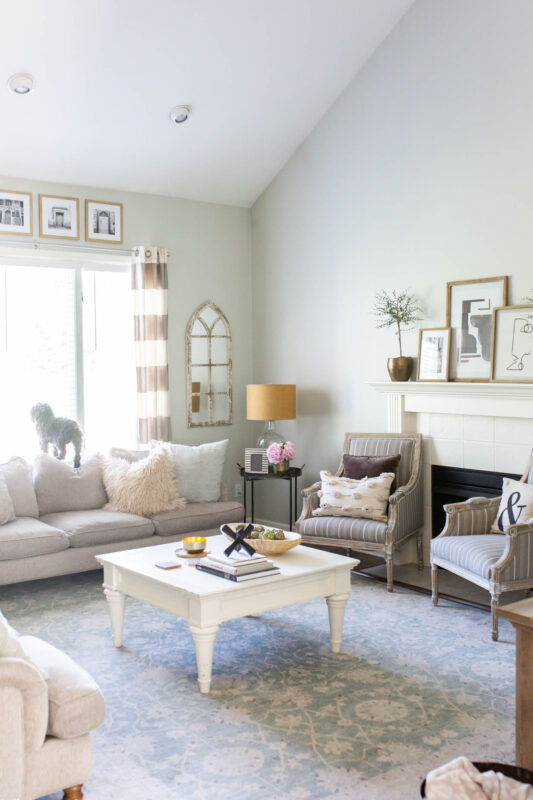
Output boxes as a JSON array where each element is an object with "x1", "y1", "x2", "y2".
[{"x1": 369, "y1": 381, "x2": 533, "y2": 565}]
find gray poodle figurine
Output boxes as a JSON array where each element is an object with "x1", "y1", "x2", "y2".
[{"x1": 30, "y1": 403, "x2": 83, "y2": 468}]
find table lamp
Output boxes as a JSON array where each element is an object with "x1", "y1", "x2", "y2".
[{"x1": 246, "y1": 384, "x2": 296, "y2": 448}]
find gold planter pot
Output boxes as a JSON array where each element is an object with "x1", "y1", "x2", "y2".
[
  {"x1": 272, "y1": 459, "x2": 290, "y2": 474},
  {"x1": 387, "y1": 356, "x2": 413, "y2": 382}
]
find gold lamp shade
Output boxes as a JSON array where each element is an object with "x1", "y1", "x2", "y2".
[{"x1": 246, "y1": 384, "x2": 296, "y2": 421}]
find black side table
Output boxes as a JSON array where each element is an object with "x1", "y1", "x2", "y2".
[{"x1": 238, "y1": 466, "x2": 304, "y2": 531}]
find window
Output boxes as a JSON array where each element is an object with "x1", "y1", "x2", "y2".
[{"x1": 0, "y1": 254, "x2": 136, "y2": 462}]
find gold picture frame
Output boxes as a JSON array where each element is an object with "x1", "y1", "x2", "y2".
[
  {"x1": 85, "y1": 199, "x2": 123, "y2": 244},
  {"x1": 417, "y1": 327, "x2": 451, "y2": 382},
  {"x1": 491, "y1": 305, "x2": 533, "y2": 383},
  {"x1": 446, "y1": 276, "x2": 508, "y2": 382},
  {"x1": 0, "y1": 189, "x2": 33, "y2": 236},
  {"x1": 39, "y1": 194, "x2": 80, "y2": 240}
]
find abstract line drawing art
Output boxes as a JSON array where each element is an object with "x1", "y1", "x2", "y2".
[{"x1": 491, "y1": 305, "x2": 533, "y2": 383}]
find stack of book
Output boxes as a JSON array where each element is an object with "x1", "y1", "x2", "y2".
[{"x1": 196, "y1": 551, "x2": 280, "y2": 582}]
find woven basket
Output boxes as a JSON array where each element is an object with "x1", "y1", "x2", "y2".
[{"x1": 221, "y1": 524, "x2": 301, "y2": 556}]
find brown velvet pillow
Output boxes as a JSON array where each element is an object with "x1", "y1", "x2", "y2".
[{"x1": 342, "y1": 453, "x2": 401, "y2": 493}]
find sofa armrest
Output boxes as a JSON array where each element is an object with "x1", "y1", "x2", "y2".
[
  {"x1": 438, "y1": 496, "x2": 500, "y2": 537},
  {"x1": 0, "y1": 658, "x2": 48, "y2": 754},
  {"x1": 295, "y1": 482, "x2": 321, "y2": 530}
]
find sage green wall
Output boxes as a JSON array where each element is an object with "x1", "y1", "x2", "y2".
[
  {"x1": 251, "y1": 0, "x2": 533, "y2": 526},
  {"x1": 0, "y1": 175, "x2": 252, "y2": 498}
]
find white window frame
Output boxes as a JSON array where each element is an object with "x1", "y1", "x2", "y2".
[{"x1": 0, "y1": 246, "x2": 131, "y2": 432}]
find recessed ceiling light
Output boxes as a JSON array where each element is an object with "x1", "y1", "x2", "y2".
[
  {"x1": 169, "y1": 105, "x2": 190, "y2": 124},
  {"x1": 7, "y1": 73, "x2": 34, "y2": 95}
]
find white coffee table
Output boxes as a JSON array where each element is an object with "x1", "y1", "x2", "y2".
[{"x1": 96, "y1": 535, "x2": 358, "y2": 693}]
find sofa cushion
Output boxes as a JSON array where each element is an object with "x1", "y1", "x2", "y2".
[
  {"x1": 299, "y1": 515, "x2": 388, "y2": 544},
  {"x1": 151, "y1": 500, "x2": 243, "y2": 537},
  {"x1": 0, "y1": 517, "x2": 69, "y2": 560},
  {"x1": 0, "y1": 474, "x2": 15, "y2": 525},
  {"x1": 33, "y1": 453, "x2": 107, "y2": 515},
  {"x1": 431, "y1": 534, "x2": 507, "y2": 579},
  {"x1": 19, "y1": 635, "x2": 105, "y2": 739},
  {"x1": 40, "y1": 509, "x2": 155, "y2": 548},
  {"x1": 0, "y1": 457, "x2": 39, "y2": 518}
]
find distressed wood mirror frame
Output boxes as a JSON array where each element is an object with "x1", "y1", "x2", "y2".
[{"x1": 186, "y1": 300, "x2": 233, "y2": 427}]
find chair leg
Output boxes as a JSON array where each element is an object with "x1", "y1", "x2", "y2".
[
  {"x1": 63, "y1": 786, "x2": 83, "y2": 800},
  {"x1": 386, "y1": 553, "x2": 393, "y2": 592},
  {"x1": 491, "y1": 592, "x2": 501, "y2": 642},
  {"x1": 416, "y1": 532, "x2": 424, "y2": 570},
  {"x1": 431, "y1": 564, "x2": 438, "y2": 605}
]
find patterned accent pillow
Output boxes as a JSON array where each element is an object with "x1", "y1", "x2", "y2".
[
  {"x1": 491, "y1": 478, "x2": 533, "y2": 532},
  {"x1": 312, "y1": 470, "x2": 395, "y2": 522},
  {"x1": 103, "y1": 447, "x2": 186, "y2": 516},
  {"x1": 0, "y1": 474, "x2": 15, "y2": 526}
]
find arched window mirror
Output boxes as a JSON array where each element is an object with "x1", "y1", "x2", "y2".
[{"x1": 186, "y1": 300, "x2": 233, "y2": 427}]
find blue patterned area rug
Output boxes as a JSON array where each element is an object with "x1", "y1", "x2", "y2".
[{"x1": 0, "y1": 571, "x2": 515, "y2": 800}]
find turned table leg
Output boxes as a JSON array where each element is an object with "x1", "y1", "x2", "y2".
[
  {"x1": 103, "y1": 585, "x2": 125, "y2": 647},
  {"x1": 326, "y1": 593, "x2": 349, "y2": 653},
  {"x1": 190, "y1": 624, "x2": 219, "y2": 693}
]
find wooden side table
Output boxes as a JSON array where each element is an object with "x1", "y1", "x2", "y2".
[
  {"x1": 496, "y1": 598, "x2": 533, "y2": 770},
  {"x1": 238, "y1": 466, "x2": 303, "y2": 531}
]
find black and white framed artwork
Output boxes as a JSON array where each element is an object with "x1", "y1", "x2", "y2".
[
  {"x1": 417, "y1": 327, "x2": 451, "y2": 382},
  {"x1": 86, "y1": 200, "x2": 123, "y2": 244},
  {"x1": 491, "y1": 305, "x2": 533, "y2": 383},
  {"x1": 39, "y1": 194, "x2": 79, "y2": 239},
  {"x1": 0, "y1": 189, "x2": 32, "y2": 235},
  {"x1": 446, "y1": 276, "x2": 508, "y2": 381}
]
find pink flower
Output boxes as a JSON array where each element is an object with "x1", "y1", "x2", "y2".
[
  {"x1": 283, "y1": 441, "x2": 296, "y2": 460},
  {"x1": 266, "y1": 443, "x2": 284, "y2": 464}
]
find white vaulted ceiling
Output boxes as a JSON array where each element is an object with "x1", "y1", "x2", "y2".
[{"x1": 0, "y1": 0, "x2": 414, "y2": 207}]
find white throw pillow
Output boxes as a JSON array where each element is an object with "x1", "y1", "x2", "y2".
[
  {"x1": 152, "y1": 439, "x2": 228, "y2": 502},
  {"x1": 33, "y1": 454, "x2": 107, "y2": 515},
  {"x1": 491, "y1": 478, "x2": 533, "y2": 532},
  {"x1": 312, "y1": 470, "x2": 395, "y2": 522},
  {"x1": 0, "y1": 457, "x2": 39, "y2": 518},
  {"x1": 0, "y1": 610, "x2": 25, "y2": 659},
  {"x1": 0, "y1": 475, "x2": 15, "y2": 526},
  {"x1": 103, "y1": 447, "x2": 186, "y2": 517}
]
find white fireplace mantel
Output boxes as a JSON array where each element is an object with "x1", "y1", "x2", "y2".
[{"x1": 369, "y1": 381, "x2": 533, "y2": 433}]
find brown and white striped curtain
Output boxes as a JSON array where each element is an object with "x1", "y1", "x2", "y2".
[{"x1": 131, "y1": 246, "x2": 171, "y2": 444}]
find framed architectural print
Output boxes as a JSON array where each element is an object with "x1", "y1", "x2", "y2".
[
  {"x1": 491, "y1": 305, "x2": 533, "y2": 383},
  {"x1": 0, "y1": 189, "x2": 32, "y2": 235},
  {"x1": 417, "y1": 327, "x2": 451, "y2": 381},
  {"x1": 39, "y1": 194, "x2": 79, "y2": 239},
  {"x1": 85, "y1": 199, "x2": 123, "y2": 244},
  {"x1": 446, "y1": 276, "x2": 508, "y2": 381}
]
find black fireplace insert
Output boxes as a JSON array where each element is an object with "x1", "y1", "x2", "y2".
[{"x1": 431, "y1": 464, "x2": 521, "y2": 537}]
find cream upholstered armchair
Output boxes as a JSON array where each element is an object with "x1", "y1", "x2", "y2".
[
  {"x1": 431, "y1": 450, "x2": 533, "y2": 642},
  {"x1": 296, "y1": 433, "x2": 423, "y2": 591},
  {"x1": 0, "y1": 634, "x2": 105, "y2": 800}
]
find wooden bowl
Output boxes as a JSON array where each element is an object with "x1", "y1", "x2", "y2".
[{"x1": 221, "y1": 523, "x2": 301, "y2": 555}]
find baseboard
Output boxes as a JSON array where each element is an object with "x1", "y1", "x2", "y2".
[{"x1": 254, "y1": 517, "x2": 287, "y2": 530}]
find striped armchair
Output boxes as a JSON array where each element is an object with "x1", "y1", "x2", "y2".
[
  {"x1": 431, "y1": 450, "x2": 533, "y2": 641},
  {"x1": 295, "y1": 433, "x2": 423, "y2": 592}
]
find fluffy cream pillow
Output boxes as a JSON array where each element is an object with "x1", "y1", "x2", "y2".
[
  {"x1": 491, "y1": 478, "x2": 533, "y2": 532},
  {"x1": 312, "y1": 470, "x2": 395, "y2": 522},
  {"x1": 103, "y1": 447, "x2": 185, "y2": 517},
  {"x1": 0, "y1": 475, "x2": 15, "y2": 526}
]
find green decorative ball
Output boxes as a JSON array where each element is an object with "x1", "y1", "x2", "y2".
[
  {"x1": 273, "y1": 529, "x2": 285, "y2": 540},
  {"x1": 262, "y1": 530, "x2": 276, "y2": 540}
]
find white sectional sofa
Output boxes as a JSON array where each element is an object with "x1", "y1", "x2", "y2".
[{"x1": 0, "y1": 454, "x2": 243, "y2": 586}]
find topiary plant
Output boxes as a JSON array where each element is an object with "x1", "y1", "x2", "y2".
[{"x1": 373, "y1": 289, "x2": 423, "y2": 357}]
